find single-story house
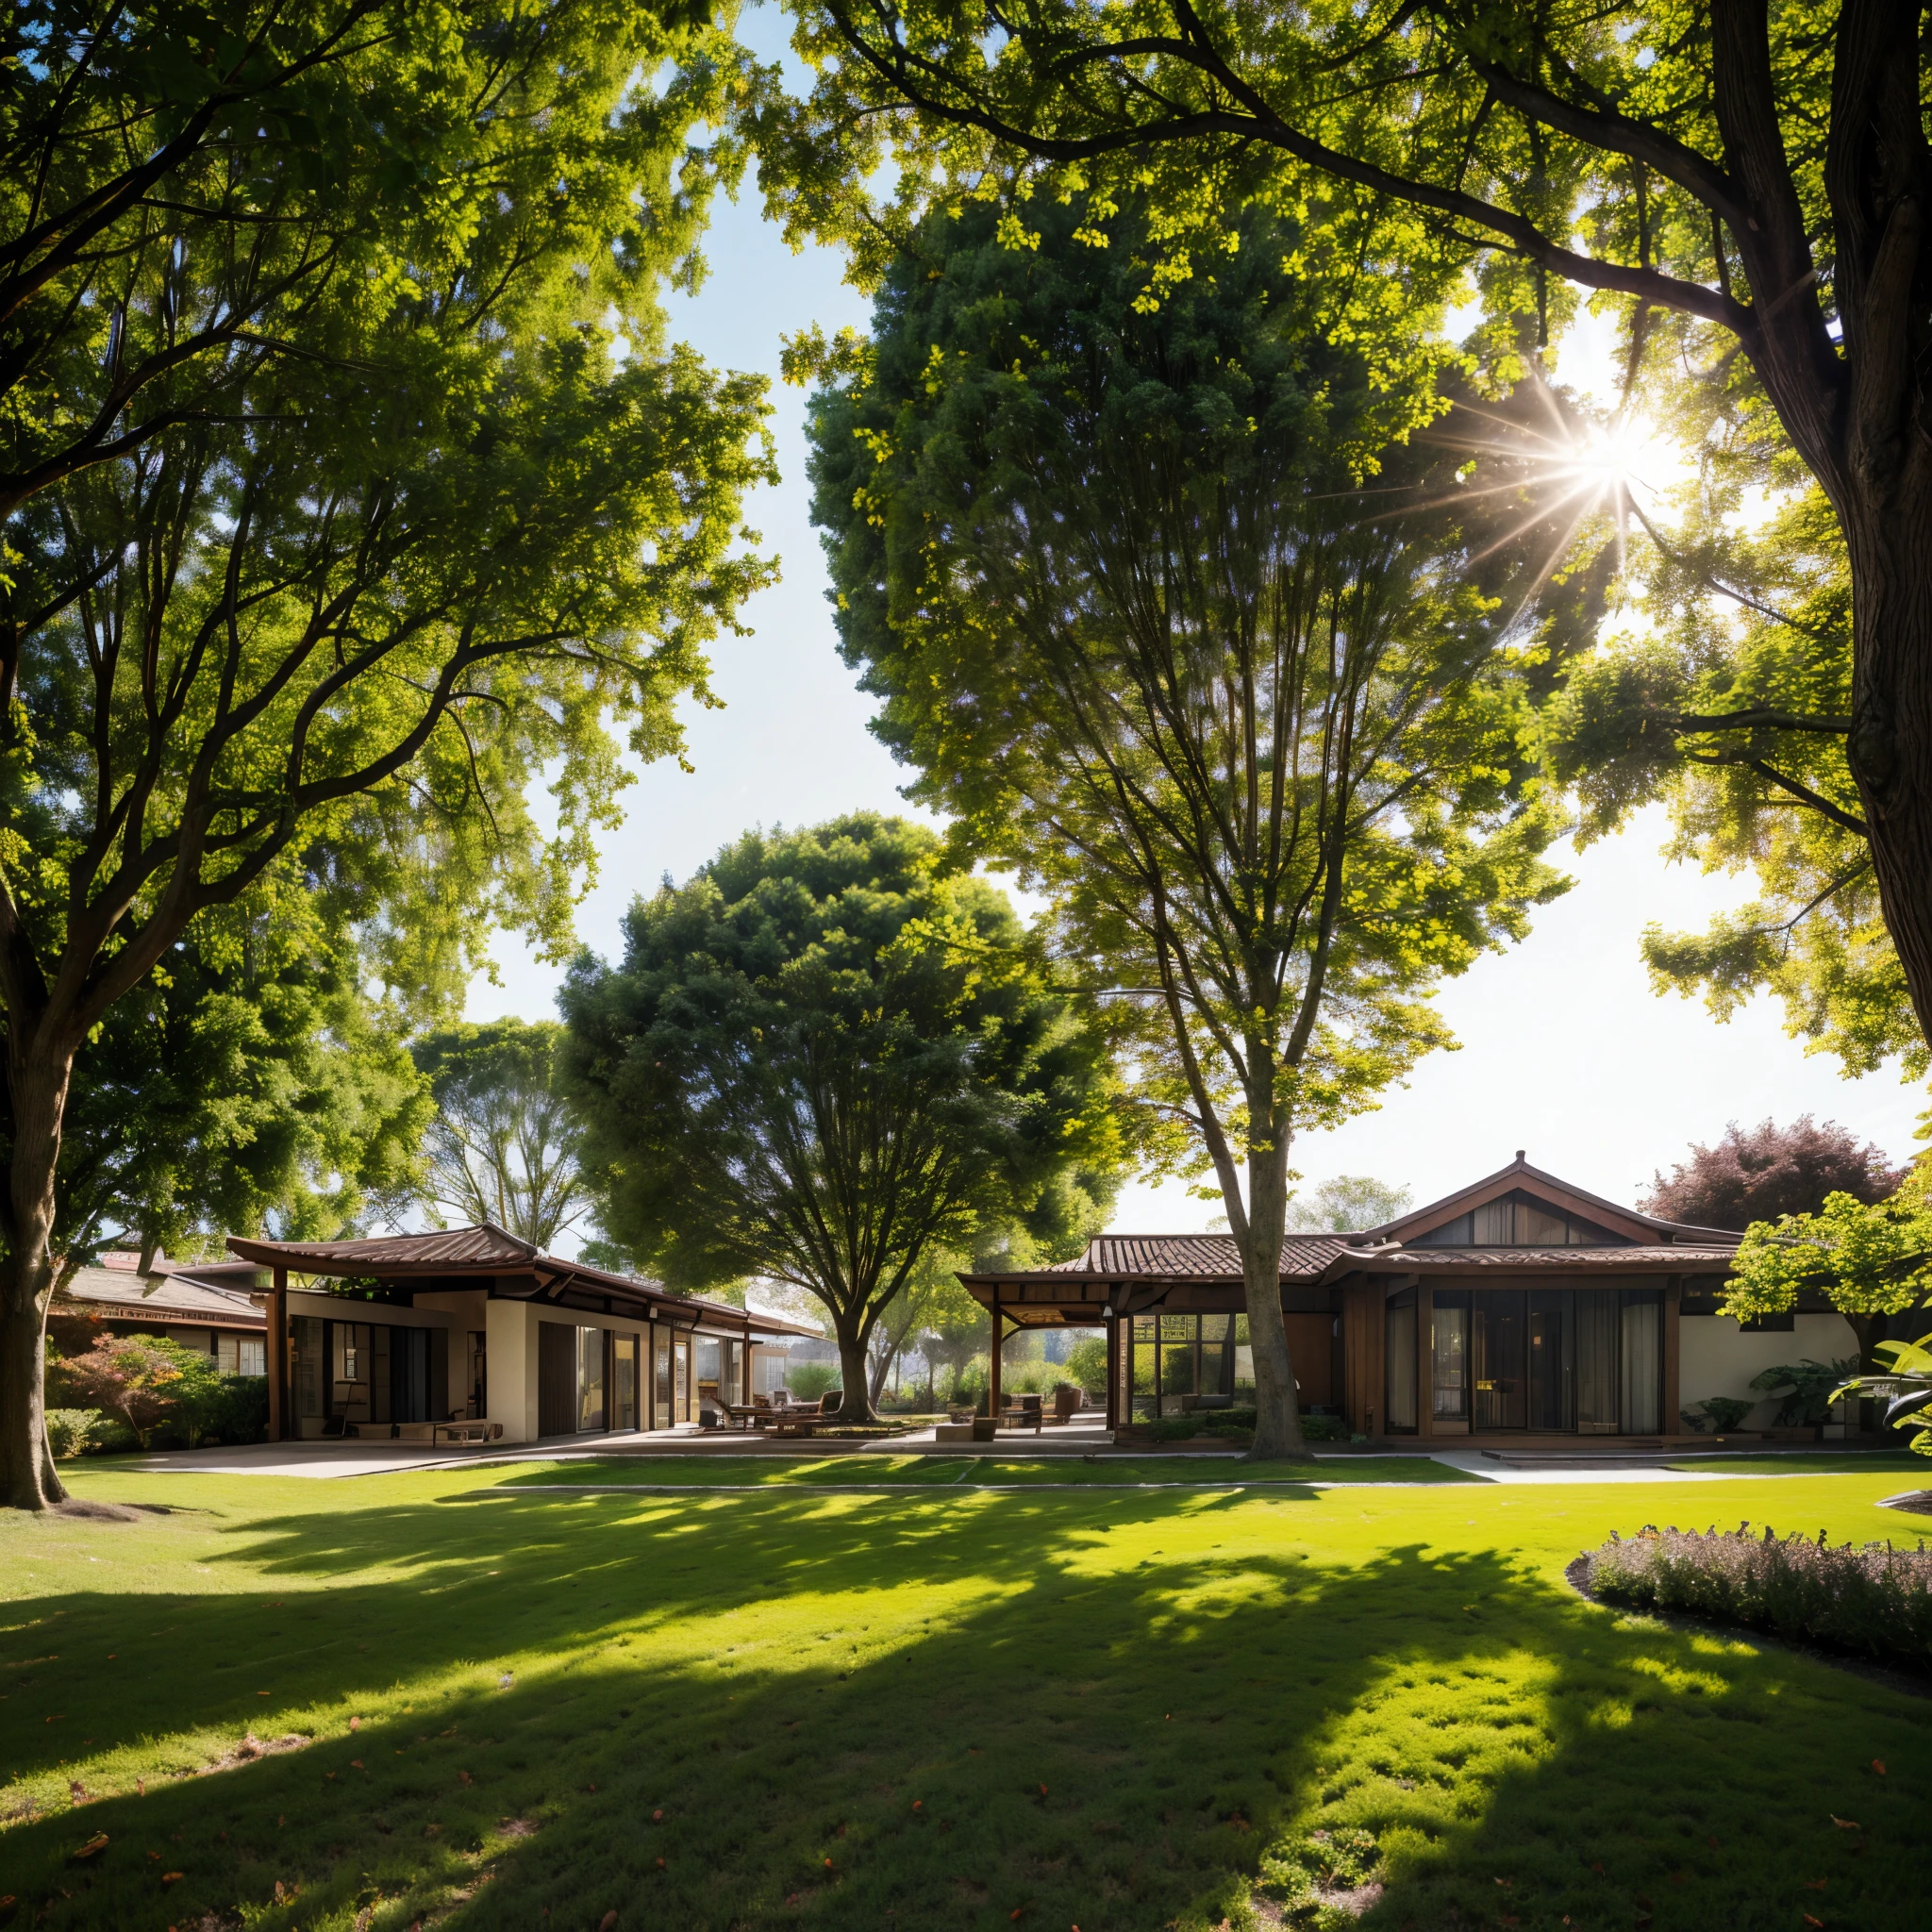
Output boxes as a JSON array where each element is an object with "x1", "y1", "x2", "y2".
[
  {"x1": 963, "y1": 1154, "x2": 1879, "y2": 1442},
  {"x1": 225, "y1": 1224, "x2": 819, "y2": 1442},
  {"x1": 56, "y1": 1257, "x2": 269, "y2": 1375}
]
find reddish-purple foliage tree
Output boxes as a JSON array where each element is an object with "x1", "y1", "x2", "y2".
[{"x1": 1641, "y1": 1118, "x2": 1904, "y2": 1232}]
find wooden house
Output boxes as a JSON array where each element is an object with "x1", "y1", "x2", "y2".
[
  {"x1": 225, "y1": 1224, "x2": 818, "y2": 1442},
  {"x1": 962, "y1": 1155, "x2": 1872, "y2": 1442}
]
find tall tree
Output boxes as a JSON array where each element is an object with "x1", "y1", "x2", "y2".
[
  {"x1": 755, "y1": 0, "x2": 1932, "y2": 1065},
  {"x1": 411, "y1": 1021, "x2": 589, "y2": 1251},
  {"x1": 808, "y1": 201, "x2": 1564, "y2": 1456},
  {"x1": 1292, "y1": 1176, "x2": 1413, "y2": 1234},
  {"x1": 560, "y1": 814, "x2": 1128, "y2": 1421},
  {"x1": 1642, "y1": 1116, "x2": 1904, "y2": 1230},
  {"x1": 0, "y1": 0, "x2": 775, "y2": 1510}
]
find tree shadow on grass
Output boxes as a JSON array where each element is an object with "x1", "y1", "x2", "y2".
[{"x1": 0, "y1": 1488, "x2": 1926, "y2": 1931}]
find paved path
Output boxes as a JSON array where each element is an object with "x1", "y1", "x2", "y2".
[{"x1": 121, "y1": 1429, "x2": 1874, "y2": 1485}]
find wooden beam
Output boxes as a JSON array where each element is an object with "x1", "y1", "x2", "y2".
[
  {"x1": 268, "y1": 1267, "x2": 289, "y2": 1441},
  {"x1": 990, "y1": 1291, "x2": 1002, "y2": 1420}
]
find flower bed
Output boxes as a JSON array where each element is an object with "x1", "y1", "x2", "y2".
[{"x1": 1584, "y1": 1523, "x2": 1932, "y2": 1674}]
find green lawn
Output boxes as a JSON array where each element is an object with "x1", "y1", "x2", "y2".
[
  {"x1": 1662, "y1": 1451, "x2": 1931, "y2": 1478},
  {"x1": 0, "y1": 1462, "x2": 1925, "y2": 1932}
]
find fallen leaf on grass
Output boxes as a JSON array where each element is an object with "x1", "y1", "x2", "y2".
[
  {"x1": 160, "y1": 1872, "x2": 183, "y2": 1888},
  {"x1": 1872, "y1": 1759, "x2": 1886, "y2": 1775},
  {"x1": 1805, "y1": 1880, "x2": 1826, "y2": 1890},
  {"x1": 598, "y1": 1914, "x2": 617, "y2": 1931},
  {"x1": 652, "y1": 1808, "x2": 664, "y2": 1822},
  {"x1": 350, "y1": 1717, "x2": 359, "y2": 1732},
  {"x1": 350, "y1": 1760, "x2": 363, "y2": 1771},
  {"x1": 654, "y1": 1857, "x2": 665, "y2": 1872},
  {"x1": 458, "y1": 1770, "x2": 473, "y2": 1785},
  {"x1": 69, "y1": 1833, "x2": 108, "y2": 1862},
  {"x1": 1804, "y1": 1919, "x2": 1823, "y2": 1930},
  {"x1": 1830, "y1": 1817, "x2": 1861, "y2": 1831}
]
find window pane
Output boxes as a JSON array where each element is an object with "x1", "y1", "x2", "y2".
[
  {"x1": 1620, "y1": 1294, "x2": 1662, "y2": 1433},
  {"x1": 1473, "y1": 1200, "x2": 1513, "y2": 1245},
  {"x1": 1574, "y1": 1291, "x2": 1620, "y2": 1433},
  {"x1": 1517, "y1": 1203, "x2": 1568, "y2": 1245},
  {"x1": 1431, "y1": 1301, "x2": 1468, "y2": 1422},
  {"x1": 1385, "y1": 1299, "x2": 1418, "y2": 1431}
]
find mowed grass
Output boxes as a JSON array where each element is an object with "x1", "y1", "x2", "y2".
[
  {"x1": 492, "y1": 1453, "x2": 1483, "y2": 1489},
  {"x1": 1663, "y1": 1452, "x2": 1931, "y2": 1479},
  {"x1": 0, "y1": 1463, "x2": 1924, "y2": 1932}
]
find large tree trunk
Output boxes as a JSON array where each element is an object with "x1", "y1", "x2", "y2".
[
  {"x1": 832, "y1": 1321, "x2": 876, "y2": 1424},
  {"x1": 1241, "y1": 1098, "x2": 1308, "y2": 1461},
  {"x1": 1844, "y1": 466, "x2": 1932, "y2": 1047},
  {"x1": 1, "y1": 1046, "x2": 76, "y2": 1511}
]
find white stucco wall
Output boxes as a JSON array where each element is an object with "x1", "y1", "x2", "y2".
[
  {"x1": 1678, "y1": 1311, "x2": 1859, "y2": 1427},
  {"x1": 486, "y1": 1298, "x2": 540, "y2": 1444}
]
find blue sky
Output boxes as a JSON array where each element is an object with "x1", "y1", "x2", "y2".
[{"x1": 467, "y1": 25, "x2": 1925, "y2": 1233}]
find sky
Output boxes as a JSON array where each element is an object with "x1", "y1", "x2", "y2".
[{"x1": 466, "y1": 33, "x2": 1926, "y2": 1238}]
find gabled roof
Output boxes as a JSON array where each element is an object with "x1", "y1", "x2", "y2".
[
  {"x1": 1360, "y1": 1153, "x2": 1740, "y2": 1246},
  {"x1": 227, "y1": 1222, "x2": 539, "y2": 1273},
  {"x1": 961, "y1": 1156, "x2": 1740, "y2": 1299}
]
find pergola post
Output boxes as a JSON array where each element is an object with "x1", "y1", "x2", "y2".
[
  {"x1": 989, "y1": 1293, "x2": 1002, "y2": 1420},
  {"x1": 268, "y1": 1266, "x2": 290, "y2": 1441},
  {"x1": 1105, "y1": 1312, "x2": 1119, "y2": 1430}
]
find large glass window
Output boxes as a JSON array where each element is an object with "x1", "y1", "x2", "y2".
[
  {"x1": 1574, "y1": 1290, "x2": 1621, "y2": 1433},
  {"x1": 1621, "y1": 1292, "x2": 1663, "y2": 1434},
  {"x1": 1385, "y1": 1291, "x2": 1418, "y2": 1432},
  {"x1": 577, "y1": 1326, "x2": 607, "y2": 1432},
  {"x1": 1431, "y1": 1293, "x2": 1469, "y2": 1427},
  {"x1": 1527, "y1": 1291, "x2": 1573, "y2": 1430},
  {"x1": 1473, "y1": 1291, "x2": 1527, "y2": 1430},
  {"x1": 653, "y1": 1328, "x2": 673, "y2": 1425}
]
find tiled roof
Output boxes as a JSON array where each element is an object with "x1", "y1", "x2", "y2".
[
  {"x1": 1048, "y1": 1233, "x2": 1362, "y2": 1279},
  {"x1": 58, "y1": 1265, "x2": 265, "y2": 1327},
  {"x1": 226, "y1": 1224, "x2": 822, "y2": 1340},
  {"x1": 227, "y1": 1223, "x2": 538, "y2": 1271},
  {"x1": 1375, "y1": 1242, "x2": 1737, "y2": 1270}
]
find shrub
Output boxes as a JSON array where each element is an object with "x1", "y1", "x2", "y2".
[
  {"x1": 784, "y1": 1361, "x2": 841, "y2": 1403},
  {"x1": 175, "y1": 1374, "x2": 269, "y2": 1446},
  {"x1": 57, "y1": 1333, "x2": 225, "y2": 1447},
  {"x1": 1128, "y1": 1407, "x2": 1348, "y2": 1443},
  {"x1": 1680, "y1": 1396, "x2": 1757, "y2": 1433},
  {"x1": 1586, "y1": 1523, "x2": 1932, "y2": 1672},
  {"x1": 45, "y1": 1408, "x2": 103, "y2": 1458},
  {"x1": 1061, "y1": 1334, "x2": 1108, "y2": 1391},
  {"x1": 1750, "y1": 1357, "x2": 1860, "y2": 1427}
]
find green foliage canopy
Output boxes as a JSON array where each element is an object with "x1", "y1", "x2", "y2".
[
  {"x1": 1725, "y1": 1168, "x2": 1932, "y2": 1371},
  {"x1": 560, "y1": 814, "x2": 1128, "y2": 1418},
  {"x1": 807, "y1": 197, "x2": 1566, "y2": 1452},
  {"x1": 410, "y1": 1020, "x2": 589, "y2": 1252},
  {"x1": 0, "y1": 0, "x2": 777, "y2": 1508}
]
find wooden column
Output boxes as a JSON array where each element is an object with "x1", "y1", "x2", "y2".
[
  {"x1": 268, "y1": 1267, "x2": 290, "y2": 1441},
  {"x1": 1105, "y1": 1311, "x2": 1119, "y2": 1430},
  {"x1": 741, "y1": 1322, "x2": 753, "y2": 1405},
  {"x1": 989, "y1": 1294, "x2": 1002, "y2": 1418},
  {"x1": 1662, "y1": 1277, "x2": 1681, "y2": 1440}
]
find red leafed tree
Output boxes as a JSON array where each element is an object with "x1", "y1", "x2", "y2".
[{"x1": 1641, "y1": 1118, "x2": 1905, "y2": 1231}]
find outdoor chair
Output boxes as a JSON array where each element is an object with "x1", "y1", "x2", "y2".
[{"x1": 1047, "y1": 1385, "x2": 1083, "y2": 1425}]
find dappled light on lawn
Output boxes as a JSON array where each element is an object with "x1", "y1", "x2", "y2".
[{"x1": 0, "y1": 1465, "x2": 1923, "y2": 1929}]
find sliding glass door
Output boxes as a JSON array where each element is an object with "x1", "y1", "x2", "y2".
[{"x1": 1410, "y1": 1287, "x2": 1664, "y2": 1436}]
